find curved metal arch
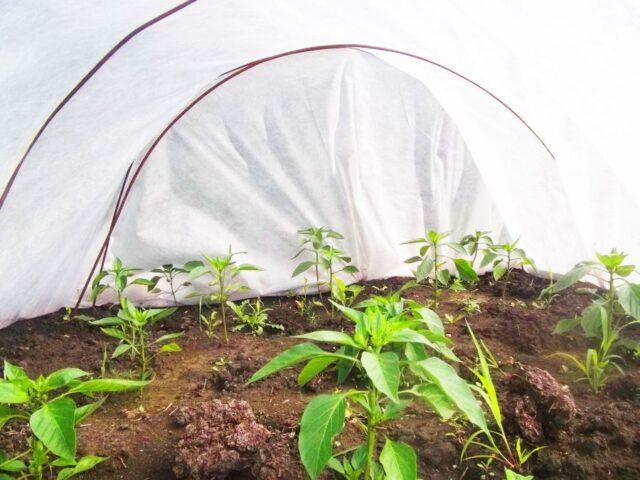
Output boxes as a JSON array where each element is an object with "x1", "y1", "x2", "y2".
[
  {"x1": 0, "y1": 0, "x2": 197, "y2": 211},
  {"x1": 75, "y1": 43, "x2": 556, "y2": 307}
]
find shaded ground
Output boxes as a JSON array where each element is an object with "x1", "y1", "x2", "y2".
[{"x1": 0, "y1": 271, "x2": 638, "y2": 479}]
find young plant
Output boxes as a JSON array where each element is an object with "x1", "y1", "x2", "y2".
[
  {"x1": 331, "y1": 276, "x2": 364, "y2": 309},
  {"x1": 133, "y1": 261, "x2": 203, "y2": 306},
  {"x1": 91, "y1": 298, "x2": 181, "y2": 379},
  {"x1": 462, "y1": 326, "x2": 543, "y2": 474},
  {"x1": 0, "y1": 360, "x2": 147, "y2": 480},
  {"x1": 293, "y1": 279, "x2": 324, "y2": 324},
  {"x1": 189, "y1": 247, "x2": 263, "y2": 343},
  {"x1": 90, "y1": 257, "x2": 139, "y2": 303},
  {"x1": 247, "y1": 298, "x2": 488, "y2": 480},
  {"x1": 445, "y1": 298, "x2": 482, "y2": 324},
  {"x1": 548, "y1": 249, "x2": 640, "y2": 351},
  {"x1": 292, "y1": 227, "x2": 358, "y2": 296},
  {"x1": 197, "y1": 298, "x2": 221, "y2": 338},
  {"x1": 480, "y1": 240, "x2": 536, "y2": 298},
  {"x1": 460, "y1": 230, "x2": 494, "y2": 268},
  {"x1": 403, "y1": 230, "x2": 478, "y2": 310},
  {"x1": 228, "y1": 299, "x2": 283, "y2": 335}
]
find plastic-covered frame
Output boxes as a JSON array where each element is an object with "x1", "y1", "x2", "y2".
[{"x1": 73, "y1": 43, "x2": 556, "y2": 308}]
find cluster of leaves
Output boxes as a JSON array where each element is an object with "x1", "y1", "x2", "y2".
[
  {"x1": 0, "y1": 361, "x2": 147, "y2": 480},
  {"x1": 481, "y1": 240, "x2": 536, "y2": 298},
  {"x1": 133, "y1": 262, "x2": 203, "y2": 306},
  {"x1": 228, "y1": 299, "x2": 283, "y2": 336},
  {"x1": 188, "y1": 247, "x2": 263, "y2": 343},
  {"x1": 91, "y1": 298, "x2": 181, "y2": 380},
  {"x1": 331, "y1": 276, "x2": 364, "y2": 310},
  {"x1": 247, "y1": 289, "x2": 488, "y2": 480},
  {"x1": 549, "y1": 250, "x2": 640, "y2": 392},
  {"x1": 444, "y1": 298, "x2": 482, "y2": 324},
  {"x1": 403, "y1": 230, "x2": 479, "y2": 309},
  {"x1": 292, "y1": 227, "x2": 359, "y2": 301},
  {"x1": 90, "y1": 258, "x2": 139, "y2": 303}
]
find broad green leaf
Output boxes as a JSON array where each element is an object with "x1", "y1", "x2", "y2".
[
  {"x1": 30, "y1": 397, "x2": 76, "y2": 459},
  {"x1": 298, "y1": 356, "x2": 336, "y2": 386},
  {"x1": 159, "y1": 342, "x2": 182, "y2": 353},
  {"x1": 154, "y1": 332, "x2": 184, "y2": 344},
  {"x1": 67, "y1": 378, "x2": 149, "y2": 394},
  {"x1": 74, "y1": 398, "x2": 105, "y2": 425},
  {"x1": 332, "y1": 303, "x2": 364, "y2": 323},
  {"x1": 361, "y1": 352, "x2": 400, "y2": 402},
  {"x1": 504, "y1": 468, "x2": 534, "y2": 480},
  {"x1": 416, "y1": 258, "x2": 434, "y2": 282},
  {"x1": 412, "y1": 357, "x2": 487, "y2": 432},
  {"x1": 618, "y1": 283, "x2": 640, "y2": 319},
  {"x1": 0, "y1": 405, "x2": 24, "y2": 428},
  {"x1": 292, "y1": 261, "x2": 315, "y2": 277},
  {"x1": 57, "y1": 455, "x2": 105, "y2": 480},
  {"x1": 299, "y1": 394, "x2": 346, "y2": 480},
  {"x1": 493, "y1": 262, "x2": 507, "y2": 281},
  {"x1": 3, "y1": 361, "x2": 28, "y2": 382},
  {"x1": 480, "y1": 251, "x2": 497, "y2": 269},
  {"x1": 454, "y1": 259, "x2": 479, "y2": 283},
  {"x1": 90, "y1": 317, "x2": 122, "y2": 326},
  {"x1": 247, "y1": 343, "x2": 325, "y2": 384},
  {"x1": 413, "y1": 384, "x2": 456, "y2": 420},
  {"x1": 379, "y1": 438, "x2": 417, "y2": 480},
  {"x1": 411, "y1": 306, "x2": 444, "y2": 335},
  {"x1": 295, "y1": 331, "x2": 358, "y2": 348},
  {"x1": 0, "y1": 456, "x2": 26, "y2": 473},
  {"x1": 581, "y1": 304, "x2": 605, "y2": 338},
  {"x1": 545, "y1": 263, "x2": 592, "y2": 294},
  {"x1": 616, "y1": 265, "x2": 635, "y2": 277},
  {"x1": 44, "y1": 368, "x2": 89, "y2": 391},
  {"x1": 111, "y1": 343, "x2": 132, "y2": 359},
  {"x1": 0, "y1": 381, "x2": 29, "y2": 404},
  {"x1": 553, "y1": 317, "x2": 581, "y2": 335}
]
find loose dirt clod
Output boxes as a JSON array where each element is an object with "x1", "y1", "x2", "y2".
[
  {"x1": 172, "y1": 399, "x2": 292, "y2": 480},
  {"x1": 505, "y1": 364, "x2": 576, "y2": 442}
]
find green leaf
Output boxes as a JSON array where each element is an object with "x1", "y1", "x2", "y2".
[
  {"x1": 159, "y1": 342, "x2": 182, "y2": 353},
  {"x1": 480, "y1": 251, "x2": 498, "y2": 268},
  {"x1": 90, "y1": 317, "x2": 122, "y2": 326},
  {"x1": 44, "y1": 368, "x2": 90, "y2": 391},
  {"x1": 619, "y1": 283, "x2": 640, "y2": 319},
  {"x1": 247, "y1": 343, "x2": 325, "y2": 384},
  {"x1": 3, "y1": 361, "x2": 28, "y2": 382},
  {"x1": 553, "y1": 317, "x2": 581, "y2": 335},
  {"x1": 581, "y1": 304, "x2": 606, "y2": 338},
  {"x1": 57, "y1": 455, "x2": 105, "y2": 480},
  {"x1": 0, "y1": 381, "x2": 29, "y2": 404},
  {"x1": 30, "y1": 397, "x2": 76, "y2": 459},
  {"x1": 111, "y1": 343, "x2": 132, "y2": 359},
  {"x1": 298, "y1": 356, "x2": 336, "y2": 386},
  {"x1": 453, "y1": 259, "x2": 479, "y2": 283},
  {"x1": 411, "y1": 307, "x2": 444, "y2": 335},
  {"x1": 0, "y1": 456, "x2": 26, "y2": 473},
  {"x1": 413, "y1": 384, "x2": 457, "y2": 420},
  {"x1": 546, "y1": 264, "x2": 592, "y2": 294},
  {"x1": 504, "y1": 468, "x2": 534, "y2": 480},
  {"x1": 299, "y1": 394, "x2": 346, "y2": 480},
  {"x1": 67, "y1": 378, "x2": 149, "y2": 394},
  {"x1": 493, "y1": 262, "x2": 507, "y2": 281},
  {"x1": 294, "y1": 331, "x2": 358, "y2": 348},
  {"x1": 416, "y1": 258, "x2": 434, "y2": 282},
  {"x1": 379, "y1": 438, "x2": 417, "y2": 480},
  {"x1": 0, "y1": 405, "x2": 24, "y2": 429},
  {"x1": 412, "y1": 357, "x2": 487, "y2": 432},
  {"x1": 74, "y1": 398, "x2": 106, "y2": 425},
  {"x1": 154, "y1": 332, "x2": 184, "y2": 344},
  {"x1": 361, "y1": 352, "x2": 400, "y2": 402},
  {"x1": 292, "y1": 261, "x2": 315, "y2": 277}
]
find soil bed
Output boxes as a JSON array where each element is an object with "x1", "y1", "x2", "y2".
[{"x1": 0, "y1": 271, "x2": 638, "y2": 479}]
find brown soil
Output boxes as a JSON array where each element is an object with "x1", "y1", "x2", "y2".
[{"x1": 0, "y1": 270, "x2": 638, "y2": 479}]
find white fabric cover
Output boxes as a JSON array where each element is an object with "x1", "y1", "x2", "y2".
[{"x1": 1, "y1": 1, "x2": 639, "y2": 324}]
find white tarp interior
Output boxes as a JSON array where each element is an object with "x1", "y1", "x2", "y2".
[{"x1": 1, "y1": 1, "x2": 639, "y2": 325}]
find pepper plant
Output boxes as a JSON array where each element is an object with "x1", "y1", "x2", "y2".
[
  {"x1": 480, "y1": 240, "x2": 536, "y2": 298},
  {"x1": 90, "y1": 257, "x2": 139, "y2": 303},
  {"x1": 292, "y1": 227, "x2": 358, "y2": 296},
  {"x1": 331, "y1": 276, "x2": 364, "y2": 309},
  {"x1": 133, "y1": 261, "x2": 203, "y2": 306},
  {"x1": 403, "y1": 230, "x2": 478, "y2": 310},
  {"x1": 247, "y1": 297, "x2": 488, "y2": 480},
  {"x1": 228, "y1": 299, "x2": 283, "y2": 335},
  {"x1": 0, "y1": 360, "x2": 147, "y2": 480},
  {"x1": 189, "y1": 247, "x2": 263, "y2": 343},
  {"x1": 91, "y1": 298, "x2": 181, "y2": 380},
  {"x1": 460, "y1": 230, "x2": 494, "y2": 268}
]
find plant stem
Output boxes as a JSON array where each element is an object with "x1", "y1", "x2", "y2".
[
  {"x1": 219, "y1": 269, "x2": 229, "y2": 343},
  {"x1": 502, "y1": 252, "x2": 511, "y2": 298},
  {"x1": 433, "y1": 242, "x2": 440, "y2": 311},
  {"x1": 169, "y1": 271, "x2": 178, "y2": 306},
  {"x1": 364, "y1": 387, "x2": 378, "y2": 480},
  {"x1": 315, "y1": 250, "x2": 321, "y2": 298}
]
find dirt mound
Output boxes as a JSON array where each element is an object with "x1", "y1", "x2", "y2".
[{"x1": 171, "y1": 399, "x2": 293, "y2": 480}]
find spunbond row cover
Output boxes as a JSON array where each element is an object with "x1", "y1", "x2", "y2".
[{"x1": 1, "y1": 1, "x2": 640, "y2": 326}]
